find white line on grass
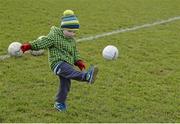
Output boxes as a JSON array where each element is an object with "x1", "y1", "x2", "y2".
[
  {"x1": 77, "y1": 16, "x2": 180, "y2": 42},
  {"x1": 0, "y1": 16, "x2": 180, "y2": 61},
  {"x1": 0, "y1": 55, "x2": 10, "y2": 61}
]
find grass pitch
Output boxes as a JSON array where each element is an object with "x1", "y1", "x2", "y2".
[{"x1": 0, "y1": 0, "x2": 180, "y2": 122}]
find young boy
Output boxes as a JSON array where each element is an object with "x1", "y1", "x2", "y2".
[{"x1": 20, "y1": 10, "x2": 99, "y2": 111}]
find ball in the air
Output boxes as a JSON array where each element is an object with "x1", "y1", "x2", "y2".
[
  {"x1": 63, "y1": 10, "x2": 74, "y2": 16},
  {"x1": 102, "y1": 45, "x2": 119, "y2": 60},
  {"x1": 8, "y1": 42, "x2": 23, "y2": 57}
]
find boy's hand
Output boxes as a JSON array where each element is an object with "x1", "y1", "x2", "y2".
[
  {"x1": 20, "y1": 43, "x2": 31, "y2": 53},
  {"x1": 75, "y1": 60, "x2": 86, "y2": 71}
]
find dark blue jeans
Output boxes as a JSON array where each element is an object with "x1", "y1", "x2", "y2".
[{"x1": 54, "y1": 61, "x2": 87, "y2": 103}]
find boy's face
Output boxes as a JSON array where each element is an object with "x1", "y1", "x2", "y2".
[{"x1": 63, "y1": 30, "x2": 76, "y2": 38}]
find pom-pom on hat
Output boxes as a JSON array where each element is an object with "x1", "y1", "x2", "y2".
[{"x1": 61, "y1": 10, "x2": 80, "y2": 30}]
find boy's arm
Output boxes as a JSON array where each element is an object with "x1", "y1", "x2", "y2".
[
  {"x1": 74, "y1": 48, "x2": 81, "y2": 62},
  {"x1": 74, "y1": 47, "x2": 86, "y2": 70},
  {"x1": 21, "y1": 28, "x2": 55, "y2": 52},
  {"x1": 30, "y1": 35, "x2": 54, "y2": 51}
]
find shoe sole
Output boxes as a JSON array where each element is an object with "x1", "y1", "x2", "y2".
[
  {"x1": 54, "y1": 104, "x2": 66, "y2": 112},
  {"x1": 89, "y1": 66, "x2": 99, "y2": 84},
  {"x1": 54, "y1": 104, "x2": 62, "y2": 111}
]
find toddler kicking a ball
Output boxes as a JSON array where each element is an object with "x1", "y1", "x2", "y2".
[{"x1": 20, "y1": 10, "x2": 99, "y2": 111}]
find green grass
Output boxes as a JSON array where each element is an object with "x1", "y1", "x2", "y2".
[{"x1": 0, "y1": 0, "x2": 180, "y2": 122}]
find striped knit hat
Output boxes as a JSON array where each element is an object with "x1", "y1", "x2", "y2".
[{"x1": 61, "y1": 10, "x2": 80, "y2": 30}]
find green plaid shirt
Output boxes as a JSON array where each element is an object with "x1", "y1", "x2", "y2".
[{"x1": 30, "y1": 26, "x2": 81, "y2": 70}]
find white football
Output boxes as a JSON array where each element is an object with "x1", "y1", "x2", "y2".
[
  {"x1": 8, "y1": 42, "x2": 23, "y2": 57},
  {"x1": 102, "y1": 45, "x2": 119, "y2": 60},
  {"x1": 30, "y1": 49, "x2": 44, "y2": 56},
  {"x1": 38, "y1": 35, "x2": 46, "y2": 40}
]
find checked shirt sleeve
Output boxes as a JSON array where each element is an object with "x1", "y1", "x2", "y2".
[
  {"x1": 30, "y1": 30, "x2": 54, "y2": 50},
  {"x1": 74, "y1": 45, "x2": 81, "y2": 62}
]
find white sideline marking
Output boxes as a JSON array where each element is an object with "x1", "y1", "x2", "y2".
[
  {"x1": 0, "y1": 16, "x2": 180, "y2": 61},
  {"x1": 0, "y1": 55, "x2": 10, "y2": 61},
  {"x1": 77, "y1": 16, "x2": 180, "y2": 42}
]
